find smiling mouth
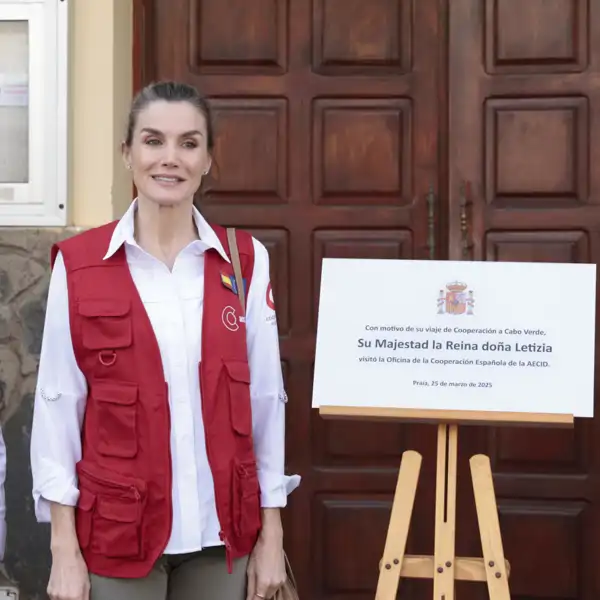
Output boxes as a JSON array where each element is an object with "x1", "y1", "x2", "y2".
[{"x1": 152, "y1": 175, "x2": 185, "y2": 183}]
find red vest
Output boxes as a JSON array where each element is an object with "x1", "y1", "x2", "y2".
[{"x1": 51, "y1": 221, "x2": 260, "y2": 578}]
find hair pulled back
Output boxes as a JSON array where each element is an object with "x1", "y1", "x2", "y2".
[{"x1": 124, "y1": 81, "x2": 214, "y2": 151}]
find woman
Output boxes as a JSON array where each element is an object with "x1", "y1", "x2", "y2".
[{"x1": 30, "y1": 81, "x2": 300, "y2": 600}]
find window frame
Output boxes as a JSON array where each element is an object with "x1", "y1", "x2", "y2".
[{"x1": 0, "y1": 0, "x2": 68, "y2": 226}]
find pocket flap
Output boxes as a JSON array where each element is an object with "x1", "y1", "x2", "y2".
[
  {"x1": 77, "y1": 488, "x2": 96, "y2": 512},
  {"x1": 224, "y1": 360, "x2": 251, "y2": 383},
  {"x1": 78, "y1": 299, "x2": 130, "y2": 318},
  {"x1": 96, "y1": 497, "x2": 139, "y2": 523},
  {"x1": 92, "y1": 380, "x2": 138, "y2": 405}
]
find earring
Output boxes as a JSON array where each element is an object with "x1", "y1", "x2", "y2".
[{"x1": 127, "y1": 164, "x2": 132, "y2": 170}]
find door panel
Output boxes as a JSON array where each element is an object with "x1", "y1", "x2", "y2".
[
  {"x1": 449, "y1": 1, "x2": 600, "y2": 598},
  {"x1": 140, "y1": 1, "x2": 442, "y2": 598}
]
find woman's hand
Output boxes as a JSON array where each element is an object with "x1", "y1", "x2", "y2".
[
  {"x1": 47, "y1": 546, "x2": 90, "y2": 600},
  {"x1": 246, "y1": 509, "x2": 286, "y2": 600},
  {"x1": 47, "y1": 503, "x2": 90, "y2": 600}
]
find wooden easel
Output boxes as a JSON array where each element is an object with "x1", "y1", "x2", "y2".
[{"x1": 319, "y1": 406, "x2": 574, "y2": 600}]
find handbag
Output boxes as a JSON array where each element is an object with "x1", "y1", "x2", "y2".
[
  {"x1": 274, "y1": 553, "x2": 300, "y2": 600},
  {"x1": 226, "y1": 228, "x2": 300, "y2": 600}
]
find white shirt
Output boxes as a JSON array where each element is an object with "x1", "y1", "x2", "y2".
[{"x1": 30, "y1": 200, "x2": 300, "y2": 553}]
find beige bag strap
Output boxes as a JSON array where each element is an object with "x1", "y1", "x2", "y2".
[
  {"x1": 284, "y1": 551, "x2": 298, "y2": 590},
  {"x1": 226, "y1": 227, "x2": 246, "y2": 314}
]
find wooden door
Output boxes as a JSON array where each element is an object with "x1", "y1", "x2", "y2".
[
  {"x1": 448, "y1": 1, "x2": 600, "y2": 599},
  {"x1": 137, "y1": 0, "x2": 443, "y2": 598},
  {"x1": 136, "y1": 1, "x2": 600, "y2": 598}
]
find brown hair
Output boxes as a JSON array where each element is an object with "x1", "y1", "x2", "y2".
[{"x1": 124, "y1": 81, "x2": 214, "y2": 151}]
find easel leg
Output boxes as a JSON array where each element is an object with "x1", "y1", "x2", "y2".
[
  {"x1": 375, "y1": 450, "x2": 422, "y2": 600},
  {"x1": 470, "y1": 455, "x2": 511, "y2": 600},
  {"x1": 375, "y1": 427, "x2": 511, "y2": 600},
  {"x1": 433, "y1": 424, "x2": 457, "y2": 600}
]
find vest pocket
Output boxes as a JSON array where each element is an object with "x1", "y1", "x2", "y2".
[
  {"x1": 92, "y1": 381, "x2": 138, "y2": 458},
  {"x1": 232, "y1": 458, "x2": 261, "y2": 538},
  {"x1": 76, "y1": 461, "x2": 146, "y2": 559},
  {"x1": 93, "y1": 496, "x2": 142, "y2": 558},
  {"x1": 224, "y1": 360, "x2": 252, "y2": 436},
  {"x1": 78, "y1": 299, "x2": 132, "y2": 350}
]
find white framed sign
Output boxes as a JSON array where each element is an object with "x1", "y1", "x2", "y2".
[{"x1": 312, "y1": 259, "x2": 597, "y2": 418}]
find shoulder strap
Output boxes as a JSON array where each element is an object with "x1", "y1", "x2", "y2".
[{"x1": 226, "y1": 227, "x2": 246, "y2": 314}]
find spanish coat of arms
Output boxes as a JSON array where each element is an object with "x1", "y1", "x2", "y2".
[{"x1": 437, "y1": 281, "x2": 474, "y2": 315}]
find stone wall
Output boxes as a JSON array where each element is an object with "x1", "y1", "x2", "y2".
[{"x1": 0, "y1": 227, "x2": 80, "y2": 600}]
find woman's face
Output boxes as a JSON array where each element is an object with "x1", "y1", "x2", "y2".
[{"x1": 123, "y1": 100, "x2": 211, "y2": 207}]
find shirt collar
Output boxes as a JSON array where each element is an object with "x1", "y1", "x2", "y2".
[{"x1": 102, "y1": 198, "x2": 230, "y2": 264}]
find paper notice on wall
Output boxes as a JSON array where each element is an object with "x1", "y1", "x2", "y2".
[
  {"x1": 0, "y1": 73, "x2": 29, "y2": 183},
  {"x1": 0, "y1": 74, "x2": 28, "y2": 107}
]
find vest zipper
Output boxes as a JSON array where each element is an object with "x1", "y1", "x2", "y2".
[
  {"x1": 200, "y1": 365, "x2": 233, "y2": 574},
  {"x1": 219, "y1": 530, "x2": 233, "y2": 573},
  {"x1": 78, "y1": 465, "x2": 144, "y2": 498},
  {"x1": 164, "y1": 382, "x2": 173, "y2": 552}
]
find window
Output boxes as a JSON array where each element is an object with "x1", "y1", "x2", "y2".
[{"x1": 0, "y1": 1, "x2": 68, "y2": 226}]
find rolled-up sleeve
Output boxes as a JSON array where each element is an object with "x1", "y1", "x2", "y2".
[
  {"x1": 246, "y1": 239, "x2": 301, "y2": 508},
  {"x1": 30, "y1": 250, "x2": 88, "y2": 522}
]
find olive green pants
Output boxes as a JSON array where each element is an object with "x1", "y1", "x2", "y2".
[{"x1": 90, "y1": 546, "x2": 248, "y2": 600}]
